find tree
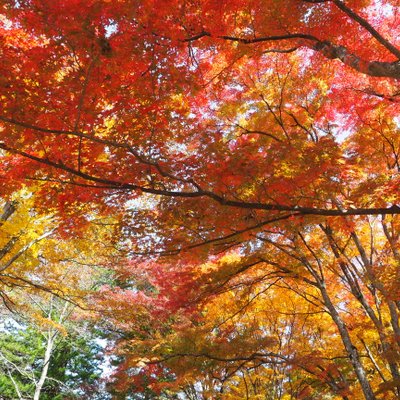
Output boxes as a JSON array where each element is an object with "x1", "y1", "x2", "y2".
[
  {"x1": 0, "y1": 306, "x2": 106, "y2": 400},
  {"x1": 0, "y1": 189, "x2": 118, "y2": 310},
  {"x1": 0, "y1": 190, "x2": 119, "y2": 398},
  {"x1": 0, "y1": 1, "x2": 399, "y2": 399},
  {"x1": 106, "y1": 223, "x2": 400, "y2": 399},
  {"x1": 0, "y1": 0, "x2": 398, "y2": 219}
]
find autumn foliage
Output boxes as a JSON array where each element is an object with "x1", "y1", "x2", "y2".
[{"x1": 0, "y1": 0, "x2": 400, "y2": 399}]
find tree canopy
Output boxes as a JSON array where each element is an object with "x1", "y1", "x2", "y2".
[{"x1": 0, "y1": 1, "x2": 400, "y2": 399}]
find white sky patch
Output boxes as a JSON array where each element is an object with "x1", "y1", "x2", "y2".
[
  {"x1": 0, "y1": 14, "x2": 12, "y2": 30},
  {"x1": 125, "y1": 193, "x2": 159, "y2": 211},
  {"x1": 330, "y1": 112, "x2": 354, "y2": 143},
  {"x1": 105, "y1": 21, "x2": 118, "y2": 38}
]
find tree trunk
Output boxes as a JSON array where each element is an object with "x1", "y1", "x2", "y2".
[
  {"x1": 33, "y1": 330, "x2": 56, "y2": 400},
  {"x1": 319, "y1": 285, "x2": 376, "y2": 400}
]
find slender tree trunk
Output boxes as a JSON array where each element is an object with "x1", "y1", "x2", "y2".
[
  {"x1": 274, "y1": 233, "x2": 376, "y2": 399},
  {"x1": 33, "y1": 330, "x2": 56, "y2": 400},
  {"x1": 319, "y1": 285, "x2": 376, "y2": 400}
]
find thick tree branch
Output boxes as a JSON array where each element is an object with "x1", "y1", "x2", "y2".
[
  {"x1": 1, "y1": 142, "x2": 400, "y2": 217},
  {"x1": 302, "y1": 0, "x2": 400, "y2": 59},
  {"x1": 0, "y1": 229, "x2": 55, "y2": 273},
  {"x1": 331, "y1": 0, "x2": 400, "y2": 59},
  {"x1": 0, "y1": 201, "x2": 17, "y2": 225},
  {"x1": 183, "y1": 30, "x2": 400, "y2": 79},
  {"x1": 313, "y1": 41, "x2": 400, "y2": 78}
]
